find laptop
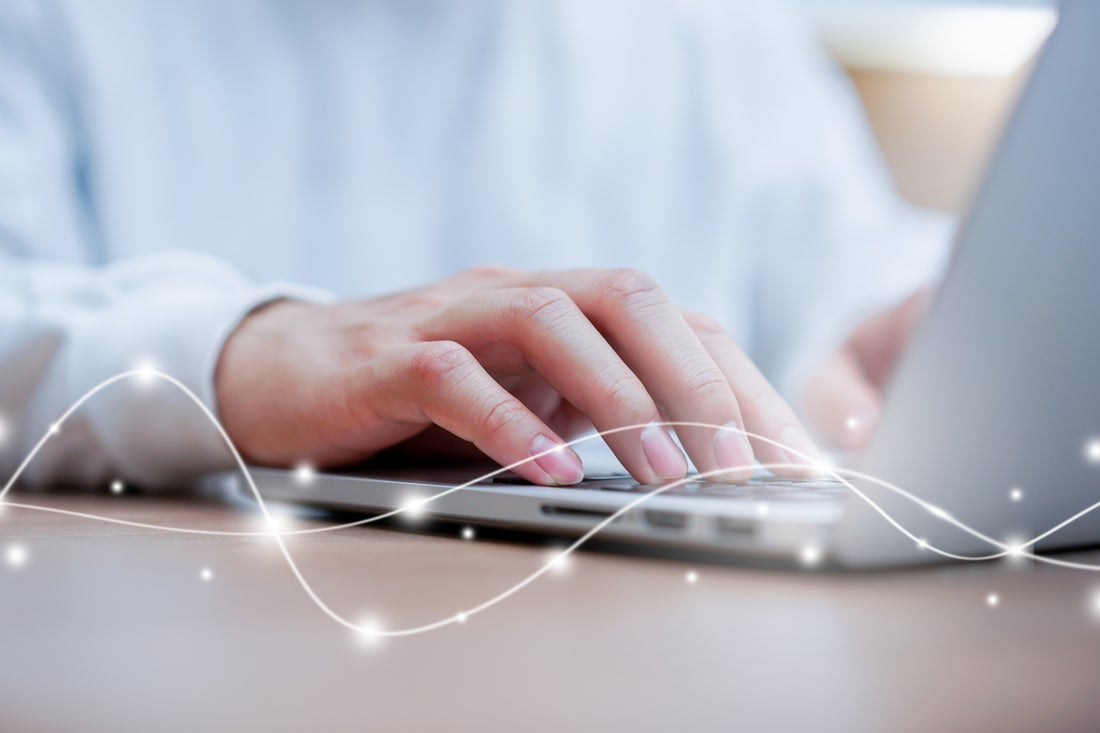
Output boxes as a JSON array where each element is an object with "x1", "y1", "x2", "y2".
[{"x1": 227, "y1": 0, "x2": 1100, "y2": 568}]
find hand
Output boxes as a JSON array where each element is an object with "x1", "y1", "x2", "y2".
[
  {"x1": 215, "y1": 266, "x2": 820, "y2": 486},
  {"x1": 802, "y1": 288, "x2": 933, "y2": 452}
]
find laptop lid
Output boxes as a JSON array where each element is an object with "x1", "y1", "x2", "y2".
[{"x1": 834, "y1": 0, "x2": 1100, "y2": 566}]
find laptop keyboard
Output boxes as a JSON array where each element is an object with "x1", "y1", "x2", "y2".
[{"x1": 490, "y1": 472, "x2": 846, "y2": 502}]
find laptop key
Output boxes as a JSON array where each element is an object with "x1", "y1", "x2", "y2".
[
  {"x1": 490, "y1": 472, "x2": 633, "y2": 486},
  {"x1": 490, "y1": 471, "x2": 844, "y2": 500},
  {"x1": 697, "y1": 481, "x2": 845, "y2": 500}
]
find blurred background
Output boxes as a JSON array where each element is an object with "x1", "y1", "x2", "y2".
[{"x1": 801, "y1": 0, "x2": 1055, "y2": 212}]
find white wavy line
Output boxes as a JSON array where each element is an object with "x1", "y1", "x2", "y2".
[{"x1": 1, "y1": 370, "x2": 1097, "y2": 638}]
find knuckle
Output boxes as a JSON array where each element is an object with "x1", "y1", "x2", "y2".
[
  {"x1": 408, "y1": 341, "x2": 474, "y2": 387},
  {"x1": 602, "y1": 268, "x2": 661, "y2": 301},
  {"x1": 477, "y1": 396, "x2": 524, "y2": 439},
  {"x1": 599, "y1": 370, "x2": 653, "y2": 420},
  {"x1": 682, "y1": 310, "x2": 725, "y2": 335},
  {"x1": 607, "y1": 267, "x2": 655, "y2": 299},
  {"x1": 599, "y1": 268, "x2": 669, "y2": 320},
  {"x1": 683, "y1": 369, "x2": 732, "y2": 402},
  {"x1": 509, "y1": 287, "x2": 573, "y2": 323}
]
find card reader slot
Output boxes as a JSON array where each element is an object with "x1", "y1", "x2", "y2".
[{"x1": 539, "y1": 504, "x2": 617, "y2": 522}]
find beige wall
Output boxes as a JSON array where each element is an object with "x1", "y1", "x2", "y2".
[{"x1": 846, "y1": 65, "x2": 1032, "y2": 213}]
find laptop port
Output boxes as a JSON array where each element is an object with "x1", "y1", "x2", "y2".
[
  {"x1": 540, "y1": 504, "x2": 616, "y2": 521},
  {"x1": 643, "y1": 510, "x2": 688, "y2": 530},
  {"x1": 716, "y1": 516, "x2": 757, "y2": 538}
]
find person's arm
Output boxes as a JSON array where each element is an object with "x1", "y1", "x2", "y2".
[
  {"x1": 4, "y1": 1, "x2": 829, "y2": 490},
  {"x1": 0, "y1": 1, "x2": 325, "y2": 489},
  {"x1": 719, "y1": 0, "x2": 954, "y2": 448}
]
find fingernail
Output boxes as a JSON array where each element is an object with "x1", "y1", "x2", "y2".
[
  {"x1": 640, "y1": 423, "x2": 688, "y2": 480},
  {"x1": 779, "y1": 425, "x2": 822, "y2": 468},
  {"x1": 531, "y1": 434, "x2": 585, "y2": 485},
  {"x1": 714, "y1": 422, "x2": 755, "y2": 478}
]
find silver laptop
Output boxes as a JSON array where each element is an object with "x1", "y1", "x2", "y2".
[{"x1": 228, "y1": 0, "x2": 1100, "y2": 568}]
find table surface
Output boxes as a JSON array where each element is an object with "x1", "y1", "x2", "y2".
[{"x1": 2, "y1": 488, "x2": 1098, "y2": 733}]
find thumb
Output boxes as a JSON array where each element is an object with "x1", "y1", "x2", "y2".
[{"x1": 802, "y1": 347, "x2": 882, "y2": 452}]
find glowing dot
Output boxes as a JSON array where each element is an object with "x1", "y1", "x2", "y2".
[
  {"x1": 455, "y1": 611, "x2": 468, "y2": 624},
  {"x1": 260, "y1": 508, "x2": 293, "y2": 536},
  {"x1": 1085, "y1": 438, "x2": 1100, "y2": 465},
  {"x1": 1004, "y1": 536, "x2": 1029, "y2": 561},
  {"x1": 548, "y1": 550, "x2": 571, "y2": 575},
  {"x1": 48, "y1": 422, "x2": 61, "y2": 436},
  {"x1": 756, "y1": 502, "x2": 769, "y2": 517},
  {"x1": 845, "y1": 416, "x2": 859, "y2": 431},
  {"x1": 799, "y1": 545, "x2": 822, "y2": 567},
  {"x1": 110, "y1": 479, "x2": 124, "y2": 495},
  {"x1": 685, "y1": 570, "x2": 699, "y2": 585},
  {"x1": 354, "y1": 617, "x2": 383, "y2": 647},
  {"x1": 133, "y1": 359, "x2": 159, "y2": 386},
  {"x1": 916, "y1": 538, "x2": 929, "y2": 551},
  {"x1": 5, "y1": 542, "x2": 28, "y2": 569},
  {"x1": 461, "y1": 526, "x2": 475, "y2": 541},
  {"x1": 293, "y1": 462, "x2": 316, "y2": 485},
  {"x1": 1009, "y1": 487, "x2": 1024, "y2": 503},
  {"x1": 400, "y1": 496, "x2": 427, "y2": 520},
  {"x1": 199, "y1": 567, "x2": 214, "y2": 582},
  {"x1": 986, "y1": 593, "x2": 1000, "y2": 608}
]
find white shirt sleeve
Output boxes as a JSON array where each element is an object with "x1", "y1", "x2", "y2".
[
  {"x1": 722, "y1": 0, "x2": 955, "y2": 402},
  {"x1": 0, "y1": 1, "x2": 330, "y2": 490}
]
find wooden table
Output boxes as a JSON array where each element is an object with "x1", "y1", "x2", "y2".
[{"x1": 2, "y1": 490, "x2": 1098, "y2": 732}]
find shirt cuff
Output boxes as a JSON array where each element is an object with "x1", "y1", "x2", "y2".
[{"x1": 76, "y1": 280, "x2": 334, "y2": 490}]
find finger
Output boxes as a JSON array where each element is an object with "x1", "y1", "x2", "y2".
[
  {"x1": 423, "y1": 287, "x2": 687, "y2": 484},
  {"x1": 357, "y1": 340, "x2": 586, "y2": 485},
  {"x1": 683, "y1": 311, "x2": 821, "y2": 477},
  {"x1": 497, "y1": 375, "x2": 563, "y2": 423},
  {"x1": 545, "y1": 401, "x2": 593, "y2": 443},
  {"x1": 802, "y1": 348, "x2": 881, "y2": 452},
  {"x1": 849, "y1": 288, "x2": 933, "y2": 386},
  {"x1": 525, "y1": 269, "x2": 755, "y2": 481}
]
